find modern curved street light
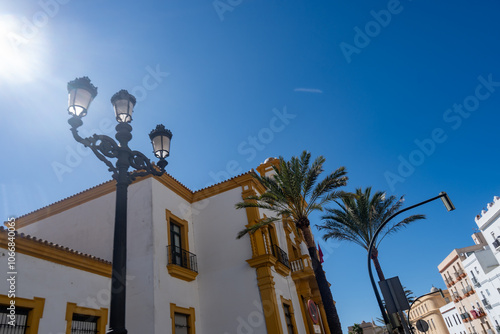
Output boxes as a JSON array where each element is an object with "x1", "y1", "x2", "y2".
[
  {"x1": 367, "y1": 192, "x2": 455, "y2": 331},
  {"x1": 407, "y1": 287, "x2": 445, "y2": 333},
  {"x1": 67, "y1": 77, "x2": 172, "y2": 334}
]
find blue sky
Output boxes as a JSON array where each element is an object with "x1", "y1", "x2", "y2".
[{"x1": 1, "y1": 0, "x2": 500, "y2": 331}]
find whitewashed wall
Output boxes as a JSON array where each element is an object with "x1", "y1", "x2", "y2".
[
  {"x1": 440, "y1": 302, "x2": 467, "y2": 334},
  {"x1": 0, "y1": 252, "x2": 110, "y2": 334},
  {"x1": 192, "y1": 186, "x2": 265, "y2": 334}
]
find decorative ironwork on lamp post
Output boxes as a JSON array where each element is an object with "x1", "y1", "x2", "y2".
[{"x1": 67, "y1": 76, "x2": 172, "y2": 334}]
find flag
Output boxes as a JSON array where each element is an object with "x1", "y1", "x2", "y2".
[{"x1": 318, "y1": 243, "x2": 324, "y2": 263}]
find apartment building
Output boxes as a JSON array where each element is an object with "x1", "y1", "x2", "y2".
[
  {"x1": 440, "y1": 302, "x2": 467, "y2": 334},
  {"x1": 438, "y1": 233, "x2": 495, "y2": 334}
]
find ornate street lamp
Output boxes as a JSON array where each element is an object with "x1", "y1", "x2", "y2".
[
  {"x1": 67, "y1": 76, "x2": 172, "y2": 334},
  {"x1": 367, "y1": 192, "x2": 455, "y2": 334}
]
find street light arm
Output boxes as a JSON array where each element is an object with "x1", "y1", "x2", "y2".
[
  {"x1": 367, "y1": 193, "x2": 453, "y2": 327},
  {"x1": 128, "y1": 150, "x2": 165, "y2": 180},
  {"x1": 69, "y1": 116, "x2": 120, "y2": 177}
]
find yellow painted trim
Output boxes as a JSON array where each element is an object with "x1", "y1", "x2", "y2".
[
  {"x1": 315, "y1": 299, "x2": 331, "y2": 334},
  {"x1": 170, "y1": 303, "x2": 196, "y2": 334},
  {"x1": 167, "y1": 264, "x2": 198, "y2": 282},
  {"x1": 281, "y1": 296, "x2": 298, "y2": 334},
  {"x1": 256, "y1": 157, "x2": 279, "y2": 177},
  {"x1": 65, "y1": 302, "x2": 108, "y2": 334},
  {"x1": 247, "y1": 256, "x2": 283, "y2": 334},
  {"x1": 247, "y1": 254, "x2": 277, "y2": 268},
  {"x1": 166, "y1": 209, "x2": 190, "y2": 252},
  {"x1": 0, "y1": 230, "x2": 111, "y2": 277},
  {"x1": 296, "y1": 295, "x2": 313, "y2": 334},
  {"x1": 275, "y1": 261, "x2": 291, "y2": 277},
  {"x1": 0, "y1": 295, "x2": 45, "y2": 334}
]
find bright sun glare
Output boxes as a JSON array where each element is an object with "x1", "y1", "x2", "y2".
[{"x1": 0, "y1": 14, "x2": 46, "y2": 84}]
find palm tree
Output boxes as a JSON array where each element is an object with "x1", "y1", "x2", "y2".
[
  {"x1": 349, "y1": 323, "x2": 363, "y2": 334},
  {"x1": 318, "y1": 187, "x2": 425, "y2": 282},
  {"x1": 235, "y1": 151, "x2": 348, "y2": 334}
]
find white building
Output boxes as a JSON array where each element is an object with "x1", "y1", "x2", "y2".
[
  {"x1": 467, "y1": 196, "x2": 500, "y2": 332},
  {"x1": 0, "y1": 158, "x2": 332, "y2": 334},
  {"x1": 441, "y1": 301, "x2": 468, "y2": 334}
]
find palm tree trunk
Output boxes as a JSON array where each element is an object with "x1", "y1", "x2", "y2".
[
  {"x1": 370, "y1": 247, "x2": 385, "y2": 282},
  {"x1": 301, "y1": 225, "x2": 343, "y2": 334}
]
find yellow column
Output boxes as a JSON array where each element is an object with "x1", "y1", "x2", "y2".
[{"x1": 247, "y1": 255, "x2": 284, "y2": 334}]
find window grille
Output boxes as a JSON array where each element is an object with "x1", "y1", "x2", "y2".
[
  {"x1": 0, "y1": 306, "x2": 30, "y2": 334},
  {"x1": 71, "y1": 313, "x2": 98, "y2": 334}
]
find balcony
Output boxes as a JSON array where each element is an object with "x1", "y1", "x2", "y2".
[
  {"x1": 291, "y1": 258, "x2": 304, "y2": 272},
  {"x1": 482, "y1": 298, "x2": 493, "y2": 310},
  {"x1": 445, "y1": 277, "x2": 454, "y2": 287},
  {"x1": 167, "y1": 245, "x2": 198, "y2": 281},
  {"x1": 460, "y1": 312, "x2": 471, "y2": 323},
  {"x1": 462, "y1": 285, "x2": 474, "y2": 297},
  {"x1": 290, "y1": 256, "x2": 314, "y2": 281},
  {"x1": 453, "y1": 291, "x2": 462, "y2": 302},
  {"x1": 455, "y1": 269, "x2": 465, "y2": 280},
  {"x1": 493, "y1": 238, "x2": 500, "y2": 250},
  {"x1": 472, "y1": 276, "x2": 481, "y2": 287},
  {"x1": 273, "y1": 244, "x2": 290, "y2": 268}
]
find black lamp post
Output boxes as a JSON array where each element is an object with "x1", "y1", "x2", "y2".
[
  {"x1": 367, "y1": 192, "x2": 455, "y2": 333},
  {"x1": 67, "y1": 77, "x2": 172, "y2": 334}
]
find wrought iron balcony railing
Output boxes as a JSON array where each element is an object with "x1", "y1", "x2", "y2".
[
  {"x1": 167, "y1": 245, "x2": 198, "y2": 273},
  {"x1": 483, "y1": 298, "x2": 492, "y2": 309},
  {"x1": 273, "y1": 244, "x2": 290, "y2": 268},
  {"x1": 472, "y1": 276, "x2": 481, "y2": 287}
]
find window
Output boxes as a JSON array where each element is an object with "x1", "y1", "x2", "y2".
[
  {"x1": 0, "y1": 295, "x2": 44, "y2": 334},
  {"x1": 0, "y1": 306, "x2": 29, "y2": 334},
  {"x1": 284, "y1": 304, "x2": 294, "y2": 334},
  {"x1": 170, "y1": 304, "x2": 195, "y2": 334},
  {"x1": 281, "y1": 297, "x2": 297, "y2": 334},
  {"x1": 70, "y1": 313, "x2": 98, "y2": 334},
  {"x1": 166, "y1": 209, "x2": 198, "y2": 281},
  {"x1": 174, "y1": 313, "x2": 189, "y2": 334},
  {"x1": 171, "y1": 222, "x2": 183, "y2": 266},
  {"x1": 65, "y1": 302, "x2": 108, "y2": 334},
  {"x1": 486, "y1": 289, "x2": 491, "y2": 296}
]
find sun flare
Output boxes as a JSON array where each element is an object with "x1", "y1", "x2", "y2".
[{"x1": 0, "y1": 14, "x2": 47, "y2": 84}]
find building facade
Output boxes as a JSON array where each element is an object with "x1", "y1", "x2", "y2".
[
  {"x1": 0, "y1": 159, "x2": 332, "y2": 334},
  {"x1": 466, "y1": 196, "x2": 500, "y2": 331},
  {"x1": 438, "y1": 233, "x2": 495, "y2": 334},
  {"x1": 440, "y1": 301, "x2": 468, "y2": 334},
  {"x1": 408, "y1": 287, "x2": 451, "y2": 334}
]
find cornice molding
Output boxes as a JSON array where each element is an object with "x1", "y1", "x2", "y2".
[
  {"x1": 0, "y1": 228, "x2": 111, "y2": 277},
  {"x1": 5, "y1": 170, "x2": 264, "y2": 229}
]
